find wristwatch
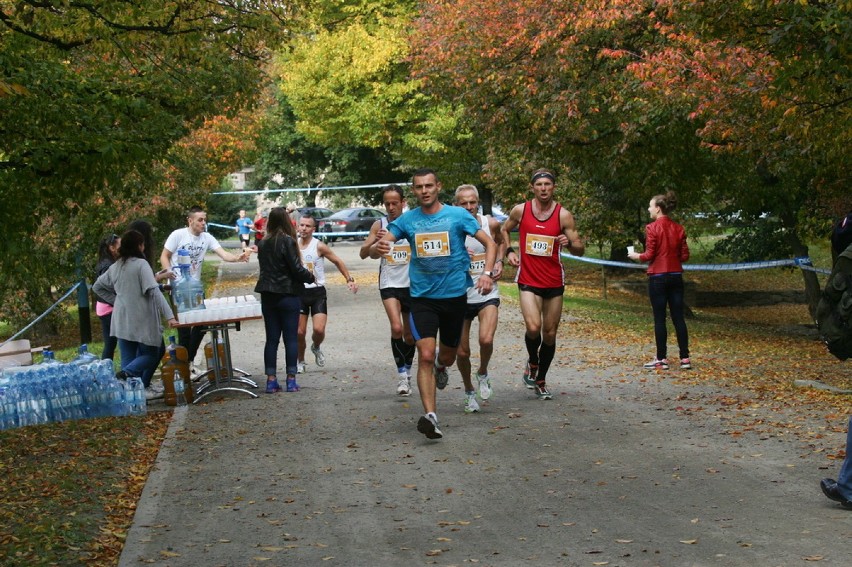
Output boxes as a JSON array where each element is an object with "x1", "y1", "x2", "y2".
[
  {"x1": 347, "y1": 276, "x2": 355, "y2": 283},
  {"x1": 483, "y1": 271, "x2": 493, "y2": 277}
]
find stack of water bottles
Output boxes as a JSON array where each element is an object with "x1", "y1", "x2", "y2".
[{"x1": 0, "y1": 344, "x2": 147, "y2": 431}]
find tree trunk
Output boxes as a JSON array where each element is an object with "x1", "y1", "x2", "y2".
[{"x1": 782, "y1": 218, "x2": 822, "y2": 321}]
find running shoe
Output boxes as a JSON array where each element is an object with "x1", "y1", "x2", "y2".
[
  {"x1": 286, "y1": 376, "x2": 300, "y2": 392},
  {"x1": 296, "y1": 361, "x2": 306, "y2": 374},
  {"x1": 680, "y1": 358, "x2": 692, "y2": 370},
  {"x1": 522, "y1": 362, "x2": 539, "y2": 388},
  {"x1": 534, "y1": 382, "x2": 553, "y2": 400},
  {"x1": 434, "y1": 363, "x2": 449, "y2": 390},
  {"x1": 643, "y1": 358, "x2": 670, "y2": 370},
  {"x1": 265, "y1": 378, "x2": 282, "y2": 394},
  {"x1": 477, "y1": 373, "x2": 492, "y2": 400},
  {"x1": 311, "y1": 344, "x2": 326, "y2": 367},
  {"x1": 464, "y1": 391, "x2": 480, "y2": 413},
  {"x1": 144, "y1": 386, "x2": 164, "y2": 401},
  {"x1": 149, "y1": 380, "x2": 165, "y2": 394},
  {"x1": 397, "y1": 373, "x2": 412, "y2": 396},
  {"x1": 417, "y1": 413, "x2": 443, "y2": 439}
]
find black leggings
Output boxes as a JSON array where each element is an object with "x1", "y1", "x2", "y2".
[{"x1": 648, "y1": 273, "x2": 689, "y2": 360}]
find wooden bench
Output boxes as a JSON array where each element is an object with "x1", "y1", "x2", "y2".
[{"x1": 0, "y1": 339, "x2": 50, "y2": 370}]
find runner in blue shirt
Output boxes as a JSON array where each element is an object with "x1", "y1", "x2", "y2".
[{"x1": 371, "y1": 168, "x2": 497, "y2": 440}]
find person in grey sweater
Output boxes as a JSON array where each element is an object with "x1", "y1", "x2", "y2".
[{"x1": 93, "y1": 229, "x2": 178, "y2": 396}]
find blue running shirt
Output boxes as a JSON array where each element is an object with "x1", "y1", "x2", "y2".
[{"x1": 388, "y1": 205, "x2": 480, "y2": 298}]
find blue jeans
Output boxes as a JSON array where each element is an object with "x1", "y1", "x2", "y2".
[
  {"x1": 648, "y1": 273, "x2": 689, "y2": 360},
  {"x1": 261, "y1": 293, "x2": 302, "y2": 377},
  {"x1": 118, "y1": 339, "x2": 163, "y2": 387},
  {"x1": 838, "y1": 416, "x2": 852, "y2": 500}
]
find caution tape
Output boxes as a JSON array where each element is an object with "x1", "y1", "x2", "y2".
[{"x1": 561, "y1": 253, "x2": 831, "y2": 275}]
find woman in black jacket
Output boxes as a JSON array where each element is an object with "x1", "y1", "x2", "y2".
[{"x1": 254, "y1": 207, "x2": 315, "y2": 393}]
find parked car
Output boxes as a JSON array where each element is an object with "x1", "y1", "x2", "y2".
[
  {"x1": 319, "y1": 207, "x2": 385, "y2": 241},
  {"x1": 296, "y1": 207, "x2": 334, "y2": 222}
]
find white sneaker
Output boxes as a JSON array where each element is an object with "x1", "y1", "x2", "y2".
[
  {"x1": 396, "y1": 373, "x2": 412, "y2": 396},
  {"x1": 144, "y1": 386, "x2": 163, "y2": 401},
  {"x1": 190, "y1": 363, "x2": 202, "y2": 382},
  {"x1": 311, "y1": 344, "x2": 325, "y2": 367},
  {"x1": 477, "y1": 373, "x2": 492, "y2": 401},
  {"x1": 149, "y1": 381, "x2": 165, "y2": 394},
  {"x1": 296, "y1": 361, "x2": 306, "y2": 374},
  {"x1": 464, "y1": 392, "x2": 480, "y2": 413}
]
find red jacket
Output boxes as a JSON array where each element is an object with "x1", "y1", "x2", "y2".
[{"x1": 640, "y1": 215, "x2": 689, "y2": 275}]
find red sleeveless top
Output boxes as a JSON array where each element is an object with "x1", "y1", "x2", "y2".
[{"x1": 517, "y1": 201, "x2": 565, "y2": 288}]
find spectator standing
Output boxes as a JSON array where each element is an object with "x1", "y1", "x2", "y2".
[
  {"x1": 94, "y1": 233, "x2": 121, "y2": 360},
  {"x1": 627, "y1": 191, "x2": 691, "y2": 371},
  {"x1": 254, "y1": 207, "x2": 315, "y2": 393},
  {"x1": 127, "y1": 219, "x2": 174, "y2": 396},
  {"x1": 818, "y1": 212, "x2": 852, "y2": 510},
  {"x1": 254, "y1": 210, "x2": 268, "y2": 246},
  {"x1": 93, "y1": 230, "x2": 178, "y2": 399},
  {"x1": 501, "y1": 168, "x2": 585, "y2": 400}
]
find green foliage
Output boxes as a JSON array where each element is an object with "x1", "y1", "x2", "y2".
[
  {"x1": 708, "y1": 216, "x2": 793, "y2": 263},
  {"x1": 0, "y1": 0, "x2": 292, "y2": 331}
]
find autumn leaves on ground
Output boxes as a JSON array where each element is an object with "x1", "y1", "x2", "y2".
[{"x1": 1, "y1": 265, "x2": 849, "y2": 566}]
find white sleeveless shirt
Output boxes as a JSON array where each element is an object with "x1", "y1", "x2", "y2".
[
  {"x1": 378, "y1": 217, "x2": 411, "y2": 289},
  {"x1": 300, "y1": 237, "x2": 325, "y2": 288},
  {"x1": 466, "y1": 214, "x2": 499, "y2": 304}
]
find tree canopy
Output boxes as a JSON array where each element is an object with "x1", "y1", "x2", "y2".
[{"x1": 0, "y1": 0, "x2": 291, "y2": 329}]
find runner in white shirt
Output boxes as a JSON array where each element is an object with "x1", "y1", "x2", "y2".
[
  {"x1": 360, "y1": 185, "x2": 416, "y2": 396},
  {"x1": 296, "y1": 215, "x2": 359, "y2": 373},
  {"x1": 453, "y1": 185, "x2": 506, "y2": 413}
]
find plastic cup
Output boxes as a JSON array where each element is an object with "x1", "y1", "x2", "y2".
[{"x1": 627, "y1": 246, "x2": 635, "y2": 255}]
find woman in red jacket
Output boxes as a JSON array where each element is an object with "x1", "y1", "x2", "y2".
[{"x1": 628, "y1": 191, "x2": 691, "y2": 370}]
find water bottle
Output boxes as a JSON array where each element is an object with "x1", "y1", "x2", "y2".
[
  {"x1": 0, "y1": 387, "x2": 12, "y2": 430},
  {"x1": 33, "y1": 381, "x2": 50, "y2": 425},
  {"x1": 127, "y1": 376, "x2": 147, "y2": 416},
  {"x1": 173, "y1": 367, "x2": 188, "y2": 407},
  {"x1": 3, "y1": 387, "x2": 20, "y2": 429},
  {"x1": 72, "y1": 344, "x2": 99, "y2": 365},
  {"x1": 106, "y1": 375, "x2": 127, "y2": 417},
  {"x1": 16, "y1": 382, "x2": 34, "y2": 427},
  {"x1": 42, "y1": 350, "x2": 60, "y2": 365},
  {"x1": 77, "y1": 364, "x2": 97, "y2": 419}
]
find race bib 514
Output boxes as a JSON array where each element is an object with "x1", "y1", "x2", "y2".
[{"x1": 415, "y1": 232, "x2": 451, "y2": 258}]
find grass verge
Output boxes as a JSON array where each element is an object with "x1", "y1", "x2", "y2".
[{"x1": 0, "y1": 412, "x2": 171, "y2": 566}]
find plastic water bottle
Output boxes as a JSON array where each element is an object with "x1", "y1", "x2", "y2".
[
  {"x1": 126, "y1": 377, "x2": 147, "y2": 416},
  {"x1": 173, "y1": 362, "x2": 188, "y2": 407},
  {"x1": 72, "y1": 344, "x2": 99, "y2": 365},
  {"x1": 3, "y1": 387, "x2": 20, "y2": 429},
  {"x1": 0, "y1": 387, "x2": 14, "y2": 430}
]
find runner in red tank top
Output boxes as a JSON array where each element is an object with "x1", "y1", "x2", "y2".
[{"x1": 501, "y1": 168, "x2": 585, "y2": 399}]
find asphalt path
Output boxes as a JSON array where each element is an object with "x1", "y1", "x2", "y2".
[{"x1": 119, "y1": 240, "x2": 849, "y2": 567}]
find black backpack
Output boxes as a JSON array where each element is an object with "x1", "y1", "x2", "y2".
[{"x1": 816, "y1": 244, "x2": 852, "y2": 360}]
